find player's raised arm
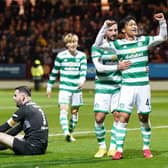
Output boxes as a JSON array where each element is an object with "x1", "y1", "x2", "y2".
[
  {"x1": 94, "y1": 20, "x2": 116, "y2": 48},
  {"x1": 154, "y1": 13, "x2": 165, "y2": 21},
  {"x1": 149, "y1": 13, "x2": 167, "y2": 47},
  {"x1": 156, "y1": 13, "x2": 167, "y2": 41}
]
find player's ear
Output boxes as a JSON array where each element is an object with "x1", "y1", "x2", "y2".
[
  {"x1": 122, "y1": 28, "x2": 125, "y2": 33},
  {"x1": 21, "y1": 95, "x2": 25, "y2": 102},
  {"x1": 66, "y1": 43, "x2": 70, "y2": 48}
]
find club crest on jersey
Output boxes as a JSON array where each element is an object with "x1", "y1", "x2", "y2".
[
  {"x1": 94, "y1": 103, "x2": 100, "y2": 108},
  {"x1": 119, "y1": 103, "x2": 125, "y2": 109},
  {"x1": 111, "y1": 55, "x2": 117, "y2": 61}
]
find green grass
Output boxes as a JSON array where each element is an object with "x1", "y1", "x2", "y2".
[{"x1": 0, "y1": 89, "x2": 167, "y2": 168}]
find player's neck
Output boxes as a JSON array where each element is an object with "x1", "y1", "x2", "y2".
[
  {"x1": 69, "y1": 50, "x2": 77, "y2": 56},
  {"x1": 22, "y1": 97, "x2": 31, "y2": 105},
  {"x1": 125, "y1": 34, "x2": 136, "y2": 41}
]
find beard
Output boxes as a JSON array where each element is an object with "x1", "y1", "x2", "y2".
[
  {"x1": 107, "y1": 35, "x2": 117, "y2": 41},
  {"x1": 16, "y1": 102, "x2": 22, "y2": 107}
]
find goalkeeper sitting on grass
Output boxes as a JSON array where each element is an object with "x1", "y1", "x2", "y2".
[{"x1": 0, "y1": 86, "x2": 48, "y2": 155}]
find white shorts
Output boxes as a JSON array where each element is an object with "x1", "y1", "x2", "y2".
[
  {"x1": 116, "y1": 85, "x2": 151, "y2": 114},
  {"x1": 93, "y1": 92, "x2": 120, "y2": 113},
  {"x1": 58, "y1": 91, "x2": 83, "y2": 107}
]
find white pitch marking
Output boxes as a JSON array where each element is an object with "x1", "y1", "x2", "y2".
[{"x1": 49, "y1": 125, "x2": 168, "y2": 137}]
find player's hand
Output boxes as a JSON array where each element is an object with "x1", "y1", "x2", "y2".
[
  {"x1": 105, "y1": 20, "x2": 115, "y2": 27},
  {"x1": 153, "y1": 13, "x2": 165, "y2": 21},
  {"x1": 47, "y1": 92, "x2": 51, "y2": 98},
  {"x1": 117, "y1": 60, "x2": 131, "y2": 70},
  {"x1": 46, "y1": 87, "x2": 52, "y2": 98},
  {"x1": 146, "y1": 66, "x2": 149, "y2": 72},
  {"x1": 78, "y1": 82, "x2": 84, "y2": 89}
]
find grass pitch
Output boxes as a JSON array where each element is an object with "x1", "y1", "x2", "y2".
[{"x1": 0, "y1": 89, "x2": 167, "y2": 168}]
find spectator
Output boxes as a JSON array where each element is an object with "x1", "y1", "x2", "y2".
[{"x1": 31, "y1": 59, "x2": 44, "y2": 91}]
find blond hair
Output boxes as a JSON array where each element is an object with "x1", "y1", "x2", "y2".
[{"x1": 63, "y1": 33, "x2": 78, "y2": 44}]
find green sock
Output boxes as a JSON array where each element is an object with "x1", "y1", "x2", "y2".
[
  {"x1": 69, "y1": 114, "x2": 78, "y2": 133},
  {"x1": 140, "y1": 122, "x2": 151, "y2": 150},
  {"x1": 116, "y1": 122, "x2": 127, "y2": 152},
  {"x1": 60, "y1": 109, "x2": 69, "y2": 135},
  {"x1": 109, "y1": 121, "x2": 118, "y2": 149},
  {"x1": 95, "y1": 121, "x2": 106, "y2": 148}
]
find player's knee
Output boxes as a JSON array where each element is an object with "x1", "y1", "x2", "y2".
[
  {"x1": 113, "y1": 111, "x2": 120, "y2": 122},
  {"x1": 95, "y1": 116, "x2": 105, "y2": 124},
  {"x1": 119, "y1": 112, "x2": 130, "y2": 123},
  {"x1": 60, "y1": 109, "x2": 68, "y2": 117},
  {"x1": 139, "y1": 114, "x2": 149, "y2": 123},
  {"x1": 71, "y1": 108, "x2": 79, "y2": 114}
]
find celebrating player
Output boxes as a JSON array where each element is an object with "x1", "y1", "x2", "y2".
[
  {"x1": 46, "y1": 33, "x2": 87, "y2": 142},
  {"x1": 94, "y1": 13, "x2": 167, "y2": 159},
  {"x1": 92, "y1": 20, "x2": 131, "y2": 158}
]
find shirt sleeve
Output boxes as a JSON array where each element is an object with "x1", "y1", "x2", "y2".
[
  {"x1": 0, "y1": 108, "x2": 25, "y2": 132},
  {"x1": 79, "y1": 53, "x2": 87, "y2": 84},
  {"x1": 0, "y1": 122, "x2": 11, "y2": 132},
  {"x1": 6, "y1": 123, "x2": 22, "y2": 136},
  {"x1": 93, "y1": 58, "x2": 118, "y2": 72},
  {"x1": 12, "y1": 108, "x2": 25, "y2": 123},
  {"x1": 47, "y1": 54, "x2": 61, "y2": 88},
  {"x1": 93, "y1": 23, "x2": 110, "y2": 49},
  {"x1": 149, "y1": 19, "x2": 167, "y2": 47},
  {"x1": 91, "y1": 46, "x2": 118, "y2": 72}
]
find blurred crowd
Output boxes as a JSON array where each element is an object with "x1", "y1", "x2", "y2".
[{"x1": 0, "y1": 0, "x2": 168, "y2": 67}]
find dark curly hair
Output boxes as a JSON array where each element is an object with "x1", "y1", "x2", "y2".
[{"x1": 119, "y1": 15, "x2": 136, "y2": 33}]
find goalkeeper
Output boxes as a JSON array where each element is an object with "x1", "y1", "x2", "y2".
[{"x1": 0, "y1": 86, "x2": 48, "y2": 155}]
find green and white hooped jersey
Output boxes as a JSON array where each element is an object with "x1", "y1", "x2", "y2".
[
  {"x1": 48, "y1": 49, "x2": 87, "y2": 93},
  {"x1": 91, "y1": 45, "x2": 121, "y2": 94},
  {"x1": 109, "y1": 36, "x2": 162, "y2": 86}
]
